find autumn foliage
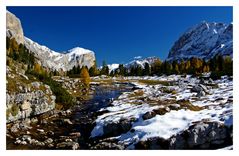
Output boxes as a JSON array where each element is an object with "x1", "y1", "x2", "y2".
[{"x1": 80, "y1": 66, "x2": 91, "y2": 87}]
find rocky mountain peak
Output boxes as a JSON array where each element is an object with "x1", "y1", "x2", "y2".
[
  {"x1": 167, "y1": 21, "x2": 232, "y2": 61},
  {"x1": 7, "y1": 11, "x2": 96, "y2": 72},
  {"x1": 6, "y1": 10, "x2": 25, "y2": 44}
]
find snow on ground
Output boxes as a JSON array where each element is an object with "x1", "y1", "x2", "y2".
[{"x1": 91, "y1": 75, "x2": 233, "y2": 148}]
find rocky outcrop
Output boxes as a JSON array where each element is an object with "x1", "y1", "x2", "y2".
[
  {"x1": 167, "y1": 21, "x2": 232, "y2": 61},
  {"x1": 169, "y1": 121, "x2": 232, "y2": 149},
  {"x1": 6, "y1": 82, "x2": 56, "y2": 123},
  {"x1": 103, "y1": 118, "x2": 134, "y2": 137},
  {"x1": 135, "y1": 121, "x2": 232, "y2": 149},
  {"x1": 6, "y1": 10, "x2": 25, "y2": 44}
]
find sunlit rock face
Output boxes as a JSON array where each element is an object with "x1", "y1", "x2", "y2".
[{"x1": 167, "y1": 21, "x2": 232, "y2": 61}]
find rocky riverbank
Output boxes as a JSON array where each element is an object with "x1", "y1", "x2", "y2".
[
  {"x1": 7, "y1": 74, "x2": 233, "y2": 150},
  {"x1": 7, "y1": 84, "x2": 132, "y2": 150}
]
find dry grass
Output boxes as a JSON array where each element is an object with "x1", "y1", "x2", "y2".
[
  {"x1": 128, "y1": 90, "x2": 144, "y2": 98},
  {"x1": 138, "y1": 80, "x2": 173, "y2": 86},
  {"x1": 177, "y1": 99, "x2": 203, "y2": 111}
]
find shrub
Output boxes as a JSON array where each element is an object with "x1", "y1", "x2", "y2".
[{"x1": 11, "y1": 104, "x2": 19, "y2": 116}]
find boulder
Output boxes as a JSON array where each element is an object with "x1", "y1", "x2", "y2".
[
  {"x1": 142, "y1": 111, "x2": 156, "y2": 120},
  {"x1": 20, "y1": 101, "x2": 31, "y2": 110},
  {"x1": 197, "y1": 90, "x2": 206, "y2": 97},
  {"x1": 31, "y1": 82, "x2": 41, "y2": 89},
  {"x1": 191, "y1": 85, "x2": 203, "y2": 93},
  {"x1": 135, "y1": 137, "x2": 169, "y2": 149},
  {"x1": 103, "y1": 118, "x2": 132, "y2": 137},
  {"x1": 153, "y1": 107, "x2": 170, "y2": 115},
  {"x1": 169, "y1": 121, "x2": 231, "y2": 149}
]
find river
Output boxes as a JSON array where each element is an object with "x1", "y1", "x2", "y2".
[{"x1": 7, "y1": 83, "x2": 132, "y2": 150}]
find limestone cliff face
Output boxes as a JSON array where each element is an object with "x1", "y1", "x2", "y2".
[
  {"x1": 6, "y1": 10, "x2": 96, "y2": 72},
  {"x1": 24, "y1": 38, "x2": 96, "y2": 71},
  {"x1": 6, "y1": 10, "x2": 25, "y2": 44},
  {"x1": 6, "y1": 65, "x2": 56, "y2": 123}
]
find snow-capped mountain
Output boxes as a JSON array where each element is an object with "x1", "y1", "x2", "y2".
[
  {"x1": 7, "y1": 10, "x2": 96, "y2": 71},
  {"x1": 24, "y1": 37, "x2": 95, "y2": 71},
  {"x1": 125, "y1": 56, "x2": 161, "y2": 68},
  {"x1": 107, "y1": 64, "x2": 120, "y2": 73},
  {"x1": 106, "y1": 57, "x2": 161, "y2": 72},
  {"x1": 167, "y1": 21, "x2": 232, "y2": 61}
]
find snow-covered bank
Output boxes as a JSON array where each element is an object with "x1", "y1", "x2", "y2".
[{"x1": 91, "y1": 75, "x2": 233, "y2": 149}]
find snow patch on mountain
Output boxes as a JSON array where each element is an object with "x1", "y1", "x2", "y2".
[
  {"x1": 24, "y1": 37, "x2": 95, "y2": 71},
  {"x1": 167, "y1": 21, "x2": 232, "y2": 61},
  {"x1": 125, "y1": 57, "x2": 160, "y2": 69}
]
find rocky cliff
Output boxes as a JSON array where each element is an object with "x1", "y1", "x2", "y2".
[
  {"x1": 167, "y1": 21, "x2": 232, "y2": 61},
  {"x1": 24, "y1": 38, "x2": 95, "y2": 71},
  {"x1": 6, "y1": 10, "x2": 25, "y2": 44},
  {"x1": 6, "y1": 63, "x2": 56, "y2": 123},
  {"x1": 6, "y1": 10, "x2": 96, "y2": 72}
]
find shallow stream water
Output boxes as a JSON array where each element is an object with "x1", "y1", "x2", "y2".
[{"x1": 7, "y1": 84, "x2": 132, "y2": 150}]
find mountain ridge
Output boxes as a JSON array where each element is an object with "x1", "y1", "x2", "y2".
[
  {"x1": 7, "y1": 10, "x2": 96, "y2": 72},
  {"x1": 167, "y1": 21, "x2": 232, "y2": 61}
]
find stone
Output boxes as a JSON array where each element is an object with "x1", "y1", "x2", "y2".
[
  {"x1": 56, "y1": 141, "x2": 79, "y2": 150},
  {"x1": 142, "y1": 111, "x2": 156, "y2": 120},
  {"x1": 135, "y1": 137, "x2": 169, "y2": 149},
  {"x1": 22, "y1": 135, "x2": 32, "y2": 142},
  {"x1": 69, "y1": 132, "x2": 81, "y2": 137},
  {"x1": 64, "y1": 119, "x2": 73, "y2": 125},
  {"x1": 30, "y1": 117, "x2": 38, "y2": 124},
  {"x1": 197, "y1": 90, "x2": 206, "y2": 97},
  {"x1": 50, "y1": 95, "x2": 56, "y2": 101},
  {"x1": 168, "y1": 104, "x2": 181, "y2": 110},
  {"x1": 169, "y1": 121, "x2": 231, "y2": 149},
  {"x1": 10, "y1": 123, "x2": 20, "y2": 133},
  {"x1": 44, "y1": 138, "x2": 53, "y2": 145},
  {"x1": 66, "y1": 109, "x2": 72, "y2": 115},
  {"x1": 191, "y1": 85, "x2": 203, "y2": 93},
  {"x1": 103, "y1": 119, "x2": 132, "y2": 137},
  {"x1": 153, "y1": 107, "x2": 170, "y2": 115},
  {"x1": 20, "y1": 101, "x2": 31, "y2": 110},
  {"x1": 199, "y1": 84, "x2": 209, "y2": 93},
  {"x1": 37, "y1": 129, "x2": 45, "y2": 135},
  {"x1": 47, "y1": 131, "x2": 55, "y2": 137},
  {"x1": 31, "y1": 82, "x2": 41, "y2": 89},
  {"x1": 93, "y1": 142, "x2": 124, "y2": 150}
]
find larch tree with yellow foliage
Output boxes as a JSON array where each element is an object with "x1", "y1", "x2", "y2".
[{"x1": 80, "y1": 66, "x2": 90, "y2": 88}]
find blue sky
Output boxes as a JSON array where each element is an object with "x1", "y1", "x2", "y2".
[{"x1": 7, "y1": 7, "x2": 232, "y2": 66}]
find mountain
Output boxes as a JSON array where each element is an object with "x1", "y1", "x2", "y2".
[
  {"x1": 167, "y1": 21, "x2": 232, "y2": 61},
  {"x1": 24, "y1": 37, "x2": 95, "y2": 71},
  {"x1": 107, "y1": 64, "x2": 120, "y2": 73},
  {"x1": 6, "y1": 11, "x2": 96, "y2": 71},
  {"x1": 6, "y1": 10, "x2": 24, "y2": 44},
  {"x1": 125, "y1": 56, "x2": 161, "y2": 68},
  {"x1": 105, "y1": 56, "x2": 161, "y2": 72}
]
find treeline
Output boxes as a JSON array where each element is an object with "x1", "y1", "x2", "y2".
[
  {"x1": 7, "y1": 37, "x2": 75, "y2": 109},
  {"x1": 7, "y1": 37, "x2": 35, "y2": 69},
  {"x1": 101, "y1": 57, "x2": 232, "y2": 79},
  {"x1": 67, "y1": 55, "x2": 232, "y2": 80}
]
